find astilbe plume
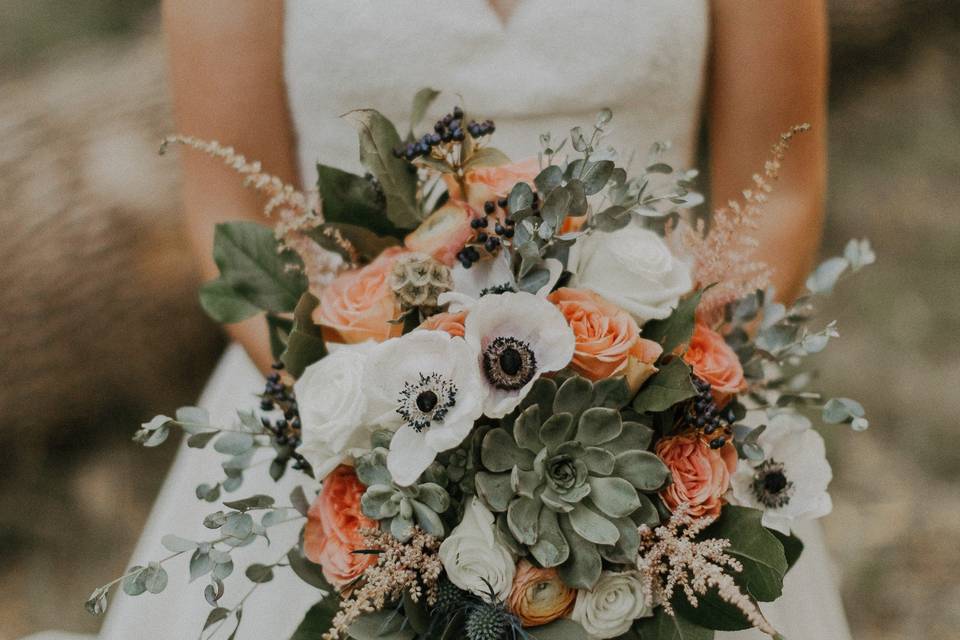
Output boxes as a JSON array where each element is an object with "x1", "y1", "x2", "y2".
[
  {"x1": 679, "y1": 125, "x2": 810, "y2": 323},
  {"x1": 325, "y1": 528, "x2": 443, "y2": 640},
  {"x1": 159, "y1": 135, "x2": 357, "y2": 280},
  {"x1": 637, "y1": 507, "x2": 780, "y2": 638}
]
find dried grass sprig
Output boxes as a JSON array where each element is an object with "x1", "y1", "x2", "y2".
[
  {"x1": 325, "y1": 528, "x2": 443, "y2": 640},
  {"x1": 637, "y1": 508, "x2": 780, "y2": 638},
  {"x1": 159, "y1": 135, "x2": 356, "y2": 274},
  {"x1": 680, "y1": 124, "x2": 810, "y2": 323}
]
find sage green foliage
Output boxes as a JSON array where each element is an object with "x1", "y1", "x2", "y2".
[
  {"x1": 474, "y1": 375, "x2": 667, "y2": 589},
  {"x1": 632, "y1": 358, "x2": 696, "y2": 414},
  {"x1": 279, "y1": 292, "x2": 327, "y2": 378},
  {"x1": 355, "y1": 435, "x2": 452, "y2": 542},
  {"x1": 199, "y1": 221, "x2": 308, "y2": 323},
  {"x1": 345, "y1": 108, "x2": 421, "y2": 229},
  {"x1": 316, "y1": 163, "x2": 401, "y2": 239}
]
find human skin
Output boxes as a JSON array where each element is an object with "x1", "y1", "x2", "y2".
[{"x1": 164, "y1": 0, "x2": 827, "y2": 373}]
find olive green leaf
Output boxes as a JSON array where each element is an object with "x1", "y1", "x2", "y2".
[{"x1": 632, "y1": 358, "x2": 697, "y2": 413}]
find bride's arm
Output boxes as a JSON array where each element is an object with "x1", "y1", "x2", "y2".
[
  {"x1": 164, "y1": 0, "x2": 296, "y2": 372},
  {"x1": 709, "y1": 0, "x2": 828, "y2": 302}
]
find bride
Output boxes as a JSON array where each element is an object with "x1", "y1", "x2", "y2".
[{"x1": 39, "y1": 1, "x2": 850, "y2": 639}]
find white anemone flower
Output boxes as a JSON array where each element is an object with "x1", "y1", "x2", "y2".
[
  {"x1": 728, "y1": 412, "x2": 834, "y2": 535},
  {"x1": 363, "y1": 330, "x2": 484, "y2": 486},
  {"x1": 464, "y1": 291, "x2": 575, "y2": 418},
  {"x1": 445, "y1": 252, "x2": 563, "y2": 312}
]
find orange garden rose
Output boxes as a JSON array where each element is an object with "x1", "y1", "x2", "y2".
[
  {"x1": 315, "y1": 247, "x2": 405, "y2": 344},
  {"x1": 547, "y1": 287, "x2": 662, "y2": 389},
  {"x1": 655, "y1": 433, "x2": 737, "y2": 518},
  {"x1": 683, "y1": 323, "x2": 747, "y2": 406},
  {"x1": 404, "y1": 200, "x2": 477, "y2": 266},
  {"x1": 508, "y1": 561, "x2": 576, "y2": 627},
  {"x1": 303, "y1": 465, "x2": 377, "y2": 588},
  {"x1": 418, "y1": 310, "x2": 467, "y2": 338},
  {"x1": 444, "y1": 157, "x2": 540, "y2": 210}
]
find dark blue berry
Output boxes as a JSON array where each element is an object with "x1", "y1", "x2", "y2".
[
  {"x1": 452, "y1": 129, "x2": 464, "y2": 141},
  {"x1": 484, "y1": 201, "x2": 495, "y2": 214},
  {"x1": 453, "y1": 106, "x2": 463, "y2": 118},
  {"x1": 502, "y1": 227, "x2": 515, "y2": 238},
  {"x1": 471, "y1": 217, "x2": 484, "y2": 229},
  {"x1": 260, "y1": 399, "x2": 274, "y2": 411},
  {"x1": 494, "y1": 223, "x2": 505, "y2": 235},
  {"x1": 485, "y1": 237, "x2": 500, "y2": 252},
  {"x1": 434, "y1": 122, "x2": 444, "y2": 133},
  {"x1": 477, "y1": 232, "x2": 488, "y2": 243},
  {"x1": 442, "y1": 131, "x2": 453, "y2": 143}
]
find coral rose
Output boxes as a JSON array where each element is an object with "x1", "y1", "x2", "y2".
[
  {"x1": 445, "y1": 157, "x2": 540, "y2": 209},
  {"x1": 548, "y1": 288, "x2": 662, "y2": 389},
  {"x1": 303, "y1": 465, "x2": 378, "y2": 588},
  {"x1": 508, "y1": 561, "x2": 576, "y2": 627},
  {"x1": 315, "y1": 247, "x2": 404, "y2": 344},
  {"x1": 683, "y1": 323, "x2": 747, "y2": 406},
  {"x1": 404, "y1": 201, "x2": 477, "y2": 266},
  {"x1": 417, "y1": 310, "x2": 467, "y2": 338},
  {"x1": 655, "y1": 433, "x2": 737, "y2": 518}
]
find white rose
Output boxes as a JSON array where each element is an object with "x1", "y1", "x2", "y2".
[
  {"x1": 572, "y1": 224, "x2": 692, "y2": 323},
  {"x1": 571, "y1": 571, "x2": 652, "y2": 639},
  {"x1": 294, "y1": 342, "x2": 376, "y2": 479},
  {"x1": 439, "y1": 497, "x2": 515, "y2": 602}
]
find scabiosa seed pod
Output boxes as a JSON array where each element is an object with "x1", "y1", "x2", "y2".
[{"x1": 388, "y1": 252, "x2": 453, "y2": 310}]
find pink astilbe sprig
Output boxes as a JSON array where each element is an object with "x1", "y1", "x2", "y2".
[
  {"x1": 159, "y1": 135, "x2": 357, "y2": 277},
  {"x1": 679, "y1": 124, "x2": 810, "y2": 324},
  {"x1": 324, "y1": 528, "x2": 443, "y2": 640},
  {"x1": 637, "y1": 507, "x2": 781, "y2": 638}
]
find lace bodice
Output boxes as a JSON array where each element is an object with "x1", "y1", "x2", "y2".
[{"x1": 283, "y1": 0, "x2": 708, "y2": 186}]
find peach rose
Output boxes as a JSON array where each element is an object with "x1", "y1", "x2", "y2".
[
  {"x1": 417, "y1": 310, "x2": 467, "y2": 338},
  {"x1": 655, "y1": 433, "x2": 737, "y2": 518},
  {"x1": 404, "y1": 201, "x2": 477, "y2": 266},
  {"x1": 444, "y1": 157, "x2": 540, "y2": 210},
  {"x1": 303, "y1": 465, "x2": 378, "y2": 588},
  {"x1": 315, "y1": 247, "x2": 404, "y2": 344},
  {"x1": 547, "y1": 288, "x2": 663, "y2": 388},
  {"x1": 508, "y1": 561, "x2": 576, "y2": 627},
  {"x1": 683, "y1": 323, "x2": 747, "y2": 406}
]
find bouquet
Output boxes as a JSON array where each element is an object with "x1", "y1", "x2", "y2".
[{"x1": 87, "y1": 89, "x2": 874, "y2": 640}]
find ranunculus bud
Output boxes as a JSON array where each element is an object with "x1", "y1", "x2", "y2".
[{"x1": 507, "y1": 561, "x2": 576, "y2": 627}]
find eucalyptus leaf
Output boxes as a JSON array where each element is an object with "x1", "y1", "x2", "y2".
[
  {"x1": 508, "y1": 182, "x2": 535, "y2": 215},
  {"x1": 641, "y1": 290, "x2": 704, "y2": 354},
  {"x1": 223, "y1": 494, "x2": 275, "y2": 512},
  {"x1": 187, "y1": 431, "x2": 218, "y2": 449},
  {"x1": 245, "y1": 563, "x2": 274, "y2": 583},
  {"x1": 189, "y1": 550, "x2": 213, "y2": 582},
  {"x1": 535, "y1": 165, "x2": 563, "y2": 195},
  {"x1": 408, "y1": 87, "x2": 440, "y2": 136},
  {"x1": 214, "y1": 432, "x2": 255, "y2": 456},
  {"x1": 203, "y1": 607, "x2": 230, "y2": 631},
  {"x1": 161, "y1": 534, "x2": 197, "y2": 553}
]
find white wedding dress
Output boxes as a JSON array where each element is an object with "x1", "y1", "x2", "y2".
[{"x1": 30, "y1": 2, "x2": 851, "y2": 639}]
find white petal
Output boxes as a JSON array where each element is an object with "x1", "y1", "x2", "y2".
[{"x1": 387, "y1": 427, "x2": 437, "y2": 487}]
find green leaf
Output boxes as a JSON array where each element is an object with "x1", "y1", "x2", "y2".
[
  {"x1": 482, "y1": 428, "x2": 534, "y2": 472},
  {"x1": 266, "y1": 313, "x2": 293, "y2": 362},
  {"x1": 614, "y1": 450, "x2": 670, "y2": 491},
  {"x1": 632, "y1": 358, "x2": 696, "y2": 413},
  {"x1": 316, "y1": 164, "x2": 401, "y2": 238},
  {"x1": 508, "y1": 182, "x2": 534, "y2": 216},
  {"x1": 214, "y1": 432, "x2": 255, "y2": 456},
  {"x1": 290, "y1": 486, "x2": 312, "y2": 517},
  {"x1": 463, "y1": 147, "x2": 511, "y2": 172},
  {"x1": 121, "y1": 566, "x2": 147, "y2": 596},
  {"x1": 770, "y1": 529, "x2": 804, "y2": 570},
  {"x1": 345, "y1": 109, "x2": 420, "y2": 229},
  {"x1": 199, "y1": 278, "x2": 261, "y2": 323},
  {"x1": 189, "y1": 549, "x2": 213, "y2": 582},
  {"x1": 403, "y1": 590, "x2": 430, "y2": 635},
  {"x1": 223, "y1": 494, "x2": 275, "y2": 512},
  {"x1": 160, "y1": 534, "x2": 197, "y2": 553},
  {"x1": 187, "y1": 431, "x2": 218, "y2": 449},
  {"x1": 530, "y1": 507, "x2": 569, "y2": 567},
  {"x1": 288, "y1": 542, "x2": 334, "y2": 591},
  {"x1": 507, "y1": 496, "x2": 542, "y2": 544},
  {"x1": 576, "y1": 408, "x2": 622, "y2": 446},
  {"x1": 534, "y1": 165, "x2": 563, "y2": 195},
  {"x1": 591, "y1": 377, "x2": 631, "y2": 409},
  {"x1": 290, "y1": 597, "x2": 340, "y2": 640},
  {"x1": 409, "y1": 87, "x2": 440, "y2": 138},
  {"x1": 554, "y1": 376, "x2": 593, "y2": 418},
  {"x1": 475, "y1": 471, "x2": 514, "y2": 512},
  {"x1": 558, "y1": 515, "x2": 602, "y2": 588},
  {"x1": 541, "y1": 184, "x2": 572, "y2": 230},
  {"x1": 592, "y1": 205, "x2": 631, "y2": 232},
  {"x1": 281, "y1": 292, "x2": 328, "y2": 378},
  {"x1": 707, "y1": 506, "x2": 787, "y2": 600},
  {"x1": 633, "y1": 609, "x2": 715, "y2": 640},
  {"x1": 568, "y1": 503, "x2": 620, "y2": 545},
  {"x1": 204, "y1": 607, "x2": 230, "y2": 631},
  {"x1": 348, "y1": 608, "x2": 416, "y2": 640},
  {"x1": 579, "y1": 160, "x2": 615, "y2": 195},
  {"x1": 641, "y1": 290, "x2": 703, "y2": 355},
  {"x1": 212, "y1": 221, "x2": 307, "y2": 313},
  {"x1": 142, "y1": 564, "x2": 168, "y2": 594},
  {"x1": 245, "y1": 563, "x2": 274, "y2": 583}
]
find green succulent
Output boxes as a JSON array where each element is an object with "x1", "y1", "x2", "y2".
[
  {"x1": 355, "y1": 433, "x2": 451, "y2": 542},
  {"x1": 474, "y1": 375, "x2": 669, "y2": 589}
]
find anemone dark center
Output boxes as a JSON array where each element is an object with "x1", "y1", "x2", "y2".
[
  {"x1": 397, "y1": 373, "x2": 457, "y2": 432},
  {"x1": 482, "y1": 336, "x2": 537, "y2": 391},
  {"x1": 751, "y1": 460, "x2": 794, "y2": 509},
  {"x1": 416, "y1": 390, "x2": 439, "y2": 413}
]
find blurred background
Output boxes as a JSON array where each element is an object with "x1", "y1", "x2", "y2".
[{"x1": 1, "y1": 1, "x2": 958, "y2": 638}]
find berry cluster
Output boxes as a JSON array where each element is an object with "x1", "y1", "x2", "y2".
[
  {"x1": 456, "y1": 197, "x2": 517, "y2": 268},
  {"x1": 259, "y1": 361, "x2": 310, "y2": 472},
  {"x1": 686, "y1": 375, "x2": 737, "y2": 449},
  {"x1": 392, "y1": 106, "x2": 496, "y2": 161}
]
